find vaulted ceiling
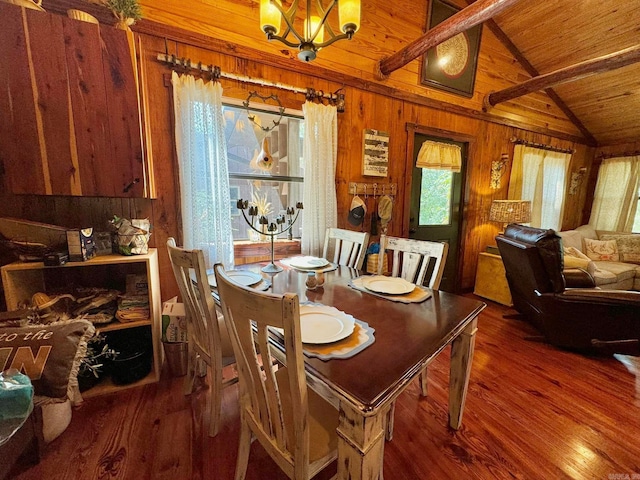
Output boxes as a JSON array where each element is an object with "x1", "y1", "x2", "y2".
[{"x1": 490, "y1": 0, "x2": 640, "y2": 146}]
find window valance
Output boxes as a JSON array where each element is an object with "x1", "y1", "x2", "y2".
[{"x1": 416, "y1": 140, "x2": 461, "y2": 172}]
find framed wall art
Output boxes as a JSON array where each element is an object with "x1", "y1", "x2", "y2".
[
  {"x1": 362, "y1": 129, "x2": 389, "y2": 177},
  {"x1": 420, "y1": 0, "x2": 483, "y2": 97}
]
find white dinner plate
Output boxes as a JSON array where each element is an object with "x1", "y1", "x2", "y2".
[
  {"x1": 208, "y1": 270, "x2": 263, "y2": 288},
  {"x1": 288, "y1": 256, "x2": 330, "y2": 270},
  {"x1": 299, "y1": 305, "x2": 355, "y2": 344},
  {"x1": 361, "y1": 276, "x2": 415, "y2": 295}
]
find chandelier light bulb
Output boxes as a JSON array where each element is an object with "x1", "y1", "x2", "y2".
[
  {"x1": 260, "y1": 0, "x2": 281, "y2": 36},
  {"x1": 259, "y1": 0, "x2": 361, "y2": 62},
  {"x1": 339, "y1": 0, "x2": 360, "y2": 35}
]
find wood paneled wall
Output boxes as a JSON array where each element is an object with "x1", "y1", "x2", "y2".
[{"x1": 0, "y1": 1, "x2": 601, "y2": 302}]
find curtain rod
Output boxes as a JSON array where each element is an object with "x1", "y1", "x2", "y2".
[
  {"x1": 156, "y1": 53, "x2": 346, "y2": 112},
  {"x1": 597, "y1": 150, "x2": 640, "y2": 160},
  {"x1": 509, "y1": 136, "x2": 575, "y2": 154}
]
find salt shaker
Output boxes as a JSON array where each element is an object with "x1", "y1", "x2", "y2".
[
  {"x1": 316, "y1": 271, "x2": 325, "y2": 286},
  {"x1": 306, "y1": 271, "x2": 317, "y2": 290}
]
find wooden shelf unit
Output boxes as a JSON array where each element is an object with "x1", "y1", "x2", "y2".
[{"x1": 1, "y1": 250, "x2": 163, "y2": 396}]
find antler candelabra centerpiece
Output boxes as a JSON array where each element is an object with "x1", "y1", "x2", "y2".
[{"x1": 237, "y1": 199, "x2": 303, "y2": 273}]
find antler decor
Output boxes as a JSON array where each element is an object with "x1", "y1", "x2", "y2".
[{"x1": 243, "y1": 91, "x2": 285, "y2": 133}]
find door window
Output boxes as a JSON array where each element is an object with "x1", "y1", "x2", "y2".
[{"x1": 419, "y1": 168, "x2": 453, "y2": 225}]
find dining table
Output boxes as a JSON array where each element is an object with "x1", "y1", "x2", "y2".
[{"x1": 225, "y1": 260, "x2": 486, "y2": 480}]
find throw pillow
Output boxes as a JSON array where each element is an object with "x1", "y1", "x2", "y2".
[
  {"x1": 575, "y1": 224, "x2": 599, "y2": 240},
  {"x1": 564, "y1": 246, "x2": 591, "y2": 261},
  {"x1": 601, "y1": 234, "x2": 640, "y2": 265},
  {"x1": 584, "y1": 238, "x2": 620, "y2": 262},
  {"x1": 0, "y1": 319, "x2": 95, "y2": 401},
  {"x1": 558, "y1": 230, "x2": 584, "y2": 252}
]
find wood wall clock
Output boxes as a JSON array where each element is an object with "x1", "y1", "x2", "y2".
[{"x1": 420, "y1": 0, "x2": 483, "y2": 98}]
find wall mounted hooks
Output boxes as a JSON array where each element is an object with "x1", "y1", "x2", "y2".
[{"x1": 349, "y1": 182, "x2": 397, "y2": 197}]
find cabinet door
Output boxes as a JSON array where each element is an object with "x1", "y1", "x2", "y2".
[
  {"x1": 0, "y1": 4, "x2": 46, "y2": 194},
  {"x1": 0, "y1": 4, "x2": 145, "y2": 197}
]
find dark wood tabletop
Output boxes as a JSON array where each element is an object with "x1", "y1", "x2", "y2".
[{"x1": 236, "y1": 263, "x2": 486, "y2": 413}]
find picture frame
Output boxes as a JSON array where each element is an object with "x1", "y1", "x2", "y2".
[
  {"x1": 362, "y1": 129, "x2": 389, "y2": 177},
  {"x1": 420, "y1": 0, "x2": 483, "y2": 98}
]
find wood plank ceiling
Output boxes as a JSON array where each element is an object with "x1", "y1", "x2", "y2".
[
  {"x1": 140, "y1": 0, "x2": 640, "y2": 147},
  {"x1": 491, "y1": 0, "x2": 640, "y2": 146}
]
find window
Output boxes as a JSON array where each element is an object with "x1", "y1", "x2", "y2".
[
  {"x1": 509, "y1": 145, "x2": 570, "y2": 231},
  {"x1": 419, "y1": 169, "x2": 453, "y2": 225},
  {"x1": 634, "y1": 189, "x2": 640, "y2": 233},
  {"x1": 222, "y1": 102, "x2": 305, "y2": 241},
  {"x1": 589, "y1": 155, "x2": 640, "y2": 232}
]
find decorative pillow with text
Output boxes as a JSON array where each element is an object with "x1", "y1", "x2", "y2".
[
  {"x1": 584, "y1": 238, "x2": 620, "y2": 262},
  {"x1": 0, "y1": 320, "x2": 94, "y2": 401}
]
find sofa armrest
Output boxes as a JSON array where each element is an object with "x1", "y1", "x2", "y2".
[{"x1": 563, "y1": 268, "x2": 596, "y2": 288}]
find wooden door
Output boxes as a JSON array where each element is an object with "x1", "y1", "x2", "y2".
[{"x1": 409, "y1": 133, "x2": 466, "y2": 292}]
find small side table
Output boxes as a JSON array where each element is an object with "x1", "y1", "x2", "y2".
[{"x1": 474, "y1": 252, "x2": 513, "y2": 306}]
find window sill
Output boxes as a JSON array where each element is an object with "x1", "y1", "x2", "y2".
[{"x1": 234, "y1": 239, "x2": 301, "y2": 265}]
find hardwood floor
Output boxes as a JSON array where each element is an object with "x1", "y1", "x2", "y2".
[{"x1": 13, "y1": 298, "x2": 640, "y2": 480}]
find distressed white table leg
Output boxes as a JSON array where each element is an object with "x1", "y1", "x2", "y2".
[
  {"x1": 336, "y1": 402, "x2": 387, "y2": 480},
  {"x1": 449, "y1": 317, "x2": 478, "y2": 430}
]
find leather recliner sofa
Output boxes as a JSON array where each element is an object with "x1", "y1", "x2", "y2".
[{"x1": 496, "y1": 224, "x2": 640, "y2": 355}]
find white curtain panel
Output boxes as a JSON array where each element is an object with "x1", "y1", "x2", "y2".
[
  {"x1": 301, "y1": 102, "x2": 338, "y2": 257},
  {"x1": 171, "y1": 71, "x2": 234, "y2": 269},
  {"x1": 539, "y1": 151, "x2": 570, "y2": 230},
  {"x1": 508, "y1": 145, "x2": 570, "y2": 231},
  {"x1": 589, "y1": 155, "x2": 640, "y2": 232}
]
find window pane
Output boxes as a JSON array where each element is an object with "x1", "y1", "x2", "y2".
[
  {"x1": 419, "y1": 169, "x2": 452, "y2": 225},
  {"x1": 223, "y1": 106, "x2": 304, "y2": 178},
  {"x1": 223, "y1": 104, "x2": 304, "y2": 241},
  {"x1": 229, "y1": 178, "x2": 304, "y2": 241},
  {"x1": 634, "y1": 191, "x2": 640, "y2": 233}
]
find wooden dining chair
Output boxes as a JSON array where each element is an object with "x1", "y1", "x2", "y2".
[
  {"x1": 322, "y1": 228, "x2": 370, "y2": 270},
  {"x1": 214, "y1": 263, "x2": 340, "y2": 480},
  {"x1": 378, "y1": 235, "x2": 449, "y2": 440},
  {"x1": 166, "y1": 238, "x2": 237, "y2": 437}
]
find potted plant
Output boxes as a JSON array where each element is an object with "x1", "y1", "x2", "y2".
[
  {"x1": 102, "y1": 0, "x2": 142, "y2": 31},
  {"x1": 78, "y1": 334, "x2": 119, "y2": 392}
]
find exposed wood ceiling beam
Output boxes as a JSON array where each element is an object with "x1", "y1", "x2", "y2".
[
  {"x1": 377, "y1": 0, "x2": 522, "y2": 78},
  {"x1": 470, "y1": 3, "x2": 597, "y2": 145},
  {"x1": 486, "y1": 45, "x2": 640, "y2": 107}
]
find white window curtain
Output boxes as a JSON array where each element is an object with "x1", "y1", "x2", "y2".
[
  {"x1": 416, "y1": 140, "x2": 461, "y2": 172},
  {"x1": 171, "y1": 71, "x2": 234, "y2": 269},
  {"x1": 589, "y1": 155, "x2": 640, "y2": 232},
  {"x1": 508, "y1": 145, "x2": 570, "y2": 231},
  {"x1": 301, "y1": 102, "x2": 338, "y2": 256}
]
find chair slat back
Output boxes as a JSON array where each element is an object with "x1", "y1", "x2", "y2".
[
  {"x1": 322, "y1": 228, "x2": 370, "y2": 269},
  {"x1": 214, "y1": 264, "x2": 309, "y2": 476},
  {"x1": 167, "y1": 238, "x2": 219, "y2": 362},
  {"x1": 379, "y1": 235, "x2": 449, "y2": 288}
]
